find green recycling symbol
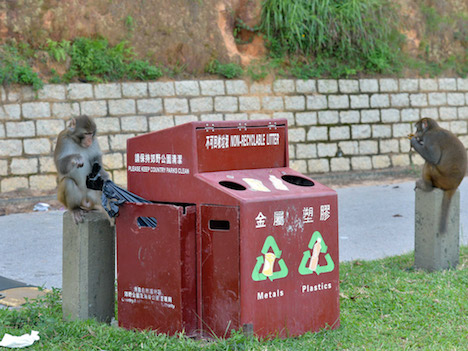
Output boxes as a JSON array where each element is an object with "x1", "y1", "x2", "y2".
[
  {"x1": 251, "y1": 236, "x2": 289, "y2": 282},
  {"x1": 298, "y1": 231, "x2": 335, "y2": 276}
]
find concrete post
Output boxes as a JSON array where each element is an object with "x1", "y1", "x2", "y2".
[
  {"x1": 62, "y1": 211, "x2": 115, "y2": 323},
  {"x1": 414, "y1": 188, "x2": 460, "y2": 272}
]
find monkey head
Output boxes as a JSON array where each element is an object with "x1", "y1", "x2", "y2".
[{"x1": 68, "y1": 115, "x2": 97, "y2": 148}]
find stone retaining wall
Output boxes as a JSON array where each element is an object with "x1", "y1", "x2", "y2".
[{"x1": 1, "y1": 78, "x2": 467, "y2": 192}]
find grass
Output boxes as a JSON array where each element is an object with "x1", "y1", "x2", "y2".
[{"x1": 1, "y1": 247, "x2": 467, "y2": 350}]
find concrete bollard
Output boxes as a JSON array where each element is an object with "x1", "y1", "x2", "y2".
[
  {"x1": 62, "y1": 211, "x2": 115, "y2": 323},
  {"x1": 414, "y1": 188, "x2": 460, "y2": 272}
]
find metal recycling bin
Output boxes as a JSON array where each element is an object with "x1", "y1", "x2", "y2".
[{"x1": 118, "y1": 119, "x2": 339, "y2": 338}]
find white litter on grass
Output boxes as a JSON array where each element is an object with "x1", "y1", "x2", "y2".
[
  {"x1": 33, "y1": 203, "x2": 50, "y2": 212},
  {"x1": 0, "y1": 330, "x2": 40, "y2": 348}
]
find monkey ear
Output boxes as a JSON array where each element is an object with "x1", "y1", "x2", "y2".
[
  {"x1": 422, "y1": 118, "x2": 428, "y2": 129},
  {"x1": 67, "y1": 118, "x2": 77, "y2": 131}
]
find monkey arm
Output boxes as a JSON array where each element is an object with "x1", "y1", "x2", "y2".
[
  {"x1": 57, "y1": 154, "x2": 84, "y2": 174},
  {"x1": 411, "y1": 137, "x2": 441, "y2": 165}
]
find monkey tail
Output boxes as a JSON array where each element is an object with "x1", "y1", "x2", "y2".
[{"x1": 440, "y1": 189, "x2": 456, "y2": 233}]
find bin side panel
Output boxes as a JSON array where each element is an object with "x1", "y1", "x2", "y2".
[
  {"x1": 240, "y1": 193, "x2": 340, "y2": 338},
  {"x1": 116, "y1": 203, "x2": 197, "y2": 335},
  {"x1": 201, "y1": 205, "x2": 240, "y2": 337}
]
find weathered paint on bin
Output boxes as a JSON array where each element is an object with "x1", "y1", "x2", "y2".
[{"x1": 119, "y1": 120, "x2": 339, "y2": 338}]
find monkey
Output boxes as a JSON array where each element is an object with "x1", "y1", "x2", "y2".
[
  {"x1": 410, "y1": 118, "x2": 467, "y2": 233},
  {"x1": 54, "y1": 115, "x2": 110, "y2": 224}
]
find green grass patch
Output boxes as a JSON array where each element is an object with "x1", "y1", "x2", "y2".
[
  {"x1": 0, "y1": 43, "x2": 44, "y2": 91},
  {"x1": 1, "y1": 247, "x2": 466, "y2": 350}
]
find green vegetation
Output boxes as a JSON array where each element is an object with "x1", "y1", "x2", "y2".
[
  {"x1": 0, "y1": 43, "x2": 43, "y2": 90},
  {"x1": 206, "y1": 59, "x2": 243, "y2": 79},
  {"x1": 62, "y1": 38, "x2": 162, "y2": 83},
  {"x1": 1, "y1": 248, "x2": 467, "y2": 350},
  {"x1": 259, "y1": 0, "x2": 404, "y2": 77}
]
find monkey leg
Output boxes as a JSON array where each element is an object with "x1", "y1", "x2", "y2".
[
  {"x1": 416, "y1": 163, "x2": 435, "y2": 191},
  {"x1": 58, "y1": 177, "x2": 87, "y2": 224}
]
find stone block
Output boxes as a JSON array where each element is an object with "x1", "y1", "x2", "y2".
[
  {"x1": 372, "y1": 125, "x2": 391, "y2": 138},
  {"x1": 239, "y1": 97, "x2": 260, "y2": 112},
  {"x1": 361, "y1": 110, "x2": 380, "y2": 123},
  {"x1": 330, "y1": 158, "x2": 350, "y2": 172},
  {"x1": 38, "y1": 84, "x2": 67, "y2": 100},
  {"x1": 401, "y1": 108, "x2": 420, "y2": 122},
  {"x1": 381, "y1": 109, "x2": 400, "y2": 123},
  {"x1": 200, "y1": 80, "x2": 225, "y2": 96},
  {"x1": 317, "y1": 143, "x2": 337, "y2": 157},
  {"x1": 350, "y1": 95, "x2": 369, "y2": 109},
  {"x1": 52, "y1": 102, "x2": 80, "y2": 118},
  {"x1": 372, "y1": 155, "x2": 391, "y2": 169},
  {"x1": 122, "y1": 82, "x2": 148, "y2": 98},
  {"x1": 80, "y1": 101, "x2": 108, "y2": 117},
  {"x1": 22, "y1": 102, "x2": 51, "y2": 119},
  {"x1": 288, "y1": 128, "x2": 306, "y2": 142},
  {"x1": 175, "y1": 81, "x2": 200, "y2": 96},
  {"x1": 370, "y1": 94, "x2": 390, "y2": 108},
  {"x1": 392, "y1": 123, "x2": 411, "y2": 137},
  {"x1": 189, "y1": 97, "x2": 214, "y2": 113},
  {"x1": 109, "y1": 134, "x2": 135, "y2": 151},
  {"x1": 149, "y1": 116, "x2": 175, "y2": 131},
  {"x1": 308, "y1": 159, "x2": 330, "y2": 173},
  {"x1": 307, "y1": 95, "x2": 327, "y2": 110},
  {"x1": 149, "y1": 82, "x2": 175, "y2": 97},
  {"x1": 410, "y1": 94, "x2": 428, "y2": 107},
  {"x1": 428, "y1": 93, "x2": 446, "y2": 106},
  {"x1": 250, "y1": 82, "x2": 272, "y2": 94},
  {"x1": 6, "y1": 121, "x2": 35, "y2": 137},
  {"x1": 351, "y1": 156, "x2": 372, "y2": 170},
  {"x1": 164, "y1": 98, "x2": 189, "y2": 114},
  {"x1": 94, "y1": 117, "x2": 121, "y2": 133},
  {"x1": 68, "y1": 83, "x2": 93, "y2": 100},
  {"x1": 419, "y1": 79, "x2": 437, "y2": 92},
  {"x1": 262, "y1": 96, "x2": 284, "y2": 111},
  {"x1": 285, "y1": 96, "x2": 305, "y2": 111},
  {"x1": 1, "y1": 177, "x2": 28, "y2": 192},
  {"x1": 137, "y1": 98, "x2": 163, "y2": 114},
  {"x1": 338, "y1": 79, "x2": 359, "y2": 93},
  {"x1": 0, "y1": 140, "x2": 22, "y2": 156},
  {"x1": 457, "y1": 78, "x2": 468, "y2": 91},
  {"x1": 438, "y1": 78, "x2": 457, "y2": 91},
  {"x1": 447, "y1": 93, "x2": 465, "y2": 106},
  {"x1": 273, "y1": 79, "x2": 295, "y2": 93},
  {"x1": 296, "y1": 144, "x2": 317, "y2": 158},
  {"x1": 329, "y1": 126, "x2": 350, "y2": 140},
  {"x1": 0, "y1": 104, "x2": 21, "y2": 120},
  {"x1": 390, "y1": 93, "x2": 410, "y2": 107},
  {"x1": 328, "y1": 95, "x2": 349, "y2": 109},
  {"x1": 318, "y1": 111, "x2": 339, "y2": 124},
  {"x1": 62, "y1": 211, "x2": 115, "y2": 323},
  {"x1": 351, "y1": 125, "x2": 371, "y2": 139},
  {"x1": 108, "y1": 99, "x2": 136, "y2": 116},
  {"x1": 414, "y1": 188, "x2": 460, "y2": 271},
  {"x1": 317, "y1": 80, "x2": 338, "y2": 93},
  {"x1": 94, "y1": 83, "x2": 122, "y2": 99},
  {"x1": 273, "y1": 112, "x2": 294, "y2": 126},
  {"x1": 399, "y1": 79, "x2": 418, "y2": 92},
  {"x1": 121, "y1": 116, "x2": 148, "y2": 132},
  {"x1": 175, "y1": 114, "x2": 199, "y2": 125},
  {"x1": 36, "y1": 119, "x2": 66, "y2": 136},
  {"x1": 225, "y1": 80, "x2": 248, "y2": 95},
  {"x1": 439, "y1": 107, "x2": 457, "y2": 120},
  {"x1": 359, "y1": 79, "x2": 379, "y2": 93},
  {"x1": 340, "y1": 110, "x2": 360, "y2": 124},
  {"x1": 296, "y1": 80, "x2": 316, "y2": 93},
  {"x1": 214, "y1": 96, "x2": 238, "y2": 112},
  {"x1": 24, "y1": 139, "x2": 51, "y2": 155},
  {"x1": 295, "y1": 112, "x2": 317, "y2": 126},
  {"x1": 29, "y1": 175, "x2": 57, "y2": 191},
  {"x1": 200, "y1": 113, "x2": 223, "y2": 122},
  {"x1": 379, "y1": 79, "x2": 398, "y2": 92}
]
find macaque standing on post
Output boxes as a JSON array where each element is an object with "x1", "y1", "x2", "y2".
[
  {"x1": 409, "y1": 118, "x2": 467, "y2": 233},
  {"x1": 54, "y1": 115, "x2": 109, "y2": 223}
]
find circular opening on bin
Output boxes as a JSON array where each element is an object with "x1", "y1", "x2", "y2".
[
  {"x1": 281, "y1": 175, "x2": 315, "y2": 187},
  {"x1": 219, "y1": 181, "x2": 246, "y2": 191}
]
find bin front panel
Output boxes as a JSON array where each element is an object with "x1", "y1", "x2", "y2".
[
  {"x1": 201, "y1": 205, "x2": 240, "y2": 337},
  {"x1": 240, "y1": 193, "x2": 339, "y2": 337},
  {"x1": 116, "y1": 203, "x2": 197, "y2": 335}
]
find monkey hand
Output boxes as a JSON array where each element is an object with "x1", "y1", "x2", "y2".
[
  {"x1": 72, "y1": 155, "x2": 85, "y2": 168},
  {"x1": 407, "y1": 133, "x2": 414, "y2": 140}
]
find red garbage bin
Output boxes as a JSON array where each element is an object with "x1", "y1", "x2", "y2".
[{"x1": 117, "y1": 119, "x2": 339, "y2": 338}]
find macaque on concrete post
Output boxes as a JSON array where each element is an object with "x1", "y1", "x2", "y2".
[
  {"x1": 409, "y1": 117, "x2": 467, "y2": 233},
  {"x1": 54, "y1": 115, "x2": 110, "y2": 224}
]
